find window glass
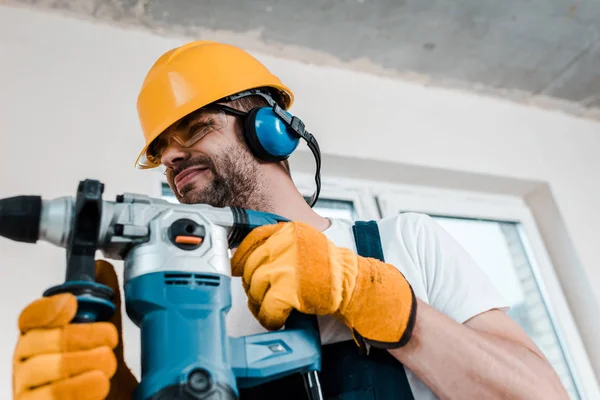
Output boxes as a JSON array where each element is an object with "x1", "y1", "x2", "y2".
[
  {"x1": 432, "y1": 216, "x2": 580, "y2": 399},
  {"x1": 160, "y1": 182, "x2": 179, "y2": 203},
  {"x1": 304, "y1": 197, "x2": 357, "y2": 220}
]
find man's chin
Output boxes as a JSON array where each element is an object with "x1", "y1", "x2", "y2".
[
  {"x1": 177, "y1": 195, "x2": 195, "y2": 205},
  {"x1": 177, "y1": 181, "x2": 215, "y2": 205}
]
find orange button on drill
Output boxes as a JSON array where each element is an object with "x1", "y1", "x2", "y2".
[{"x1": 175, "y1": 236, "x2": 203, "y2": 245}]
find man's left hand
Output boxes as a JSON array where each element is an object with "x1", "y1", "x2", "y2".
[{"x1": 230, "y1": 221, "x2": 417, "y2": 349}]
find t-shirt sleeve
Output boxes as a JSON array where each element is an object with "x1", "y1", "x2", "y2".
[{"x1": 408, "y1": 213, "x2": 510, "y2": 324}]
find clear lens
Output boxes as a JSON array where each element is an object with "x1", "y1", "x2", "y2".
[{"x1": 146, "y1": 109, "x2": 228, "y2": 163}]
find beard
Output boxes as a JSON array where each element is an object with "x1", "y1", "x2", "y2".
[{"x1": 168, "y1": 143, "x2": 272, "y2": 211}]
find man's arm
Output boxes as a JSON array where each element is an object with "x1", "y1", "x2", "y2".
[{"x1": 389, "y1": 299, "x2": 569, "y2": 399}]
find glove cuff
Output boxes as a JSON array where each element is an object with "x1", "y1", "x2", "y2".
[{"x1": 341, "y1": 256, "x2": 418, "y2": 349}]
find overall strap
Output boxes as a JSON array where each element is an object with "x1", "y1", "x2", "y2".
[
  {"x1": 352, "y1": 221, "x2": 386, "y2": 262},
  {"x1": 351, "y1": 220, "x2": 415, "y2": 400}
]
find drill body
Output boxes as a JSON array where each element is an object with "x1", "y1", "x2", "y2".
[{"x1": 0, "y1": 180, "x2": 322, "y2": 400}]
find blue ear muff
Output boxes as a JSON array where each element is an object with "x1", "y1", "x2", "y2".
[{"x1": 244, "y1": 107, "x2": 300, "y2": 162}]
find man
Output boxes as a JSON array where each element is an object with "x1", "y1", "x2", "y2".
[{"x1": 13, "y1": 41, "x2": 568, "y2": 399}]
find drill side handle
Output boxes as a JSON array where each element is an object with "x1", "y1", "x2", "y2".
[
  {"x1": 232, "y1": 311, "x2": 322, "y2": 389},
  {"x1": 43, "y1": 280, "x2": 116, "y2": 323},
  {"x1": 43, "y1": 179, "x2": 117, "y2": 323}
]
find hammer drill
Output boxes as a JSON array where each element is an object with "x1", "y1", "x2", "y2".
[{"x1": 0, "y1": 179, "x2": 323, "y2": 400}]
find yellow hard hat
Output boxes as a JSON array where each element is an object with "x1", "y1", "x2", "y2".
[{"x1": 134, "y1": 40, "x2": 295, "y2": 169}]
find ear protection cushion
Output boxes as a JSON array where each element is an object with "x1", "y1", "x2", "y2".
[{"x1": 244, "y1": 107, "x2": 300, "y2": 162}]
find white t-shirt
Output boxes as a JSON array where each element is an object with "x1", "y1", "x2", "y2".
[{"x1": 226, "y1": 212, "x2": 509, "y2": 399}]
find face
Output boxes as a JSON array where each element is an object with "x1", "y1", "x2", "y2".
[{"x1": 154, "y1": 107, "x2": 272, "y2": 211}]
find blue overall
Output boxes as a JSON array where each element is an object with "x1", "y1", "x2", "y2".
[{"x1": 239, "y1": 221, "x2": 414, "y2": 399}]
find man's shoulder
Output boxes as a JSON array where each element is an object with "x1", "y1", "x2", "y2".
[
  {"x1": 376, "y1": 211, "x2": 432, "y2": 227},
  {"x1": 375, "y1": 212, "x2": 436, "y2": 244}
]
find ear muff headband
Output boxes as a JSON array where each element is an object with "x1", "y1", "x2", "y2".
[{"x1": 219, "y1": 90, "x2": 322, "y2": 207}]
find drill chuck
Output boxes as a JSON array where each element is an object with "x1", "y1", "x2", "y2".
[
  {"x1": 0, "y1": 195, "x2": 42, "y2": 243},
  {"x1": 0, "y1": 195, "x2": 74, "y2": 248}
]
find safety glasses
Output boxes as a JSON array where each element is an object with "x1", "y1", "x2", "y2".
[{"x1": 146, "y1": 105, "x2": 249, "y2": 166}]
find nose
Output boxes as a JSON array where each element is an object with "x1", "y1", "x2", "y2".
[{"x1": 161, "y1": 142, "x2": 190, "y2": 169}]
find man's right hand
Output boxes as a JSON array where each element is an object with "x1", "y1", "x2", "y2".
[{"x1": 12, "y1": 260, "x2": 138, "y2": 400}]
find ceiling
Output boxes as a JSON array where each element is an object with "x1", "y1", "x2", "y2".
[{"x1": 8, "y1": 0, "x2": 600, "y2": 119}]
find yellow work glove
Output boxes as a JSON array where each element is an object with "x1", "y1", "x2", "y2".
[
  {"x1": 231, "y1": 221, "x2": 417, "y2": 349},
  {"x1": 12, "y1": 260, "x2": 138, "y2": 400}
]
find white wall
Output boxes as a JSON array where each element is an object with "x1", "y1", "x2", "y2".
[{"x1": 1, "y1": 4, "x2": 599, "y2": 398}]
